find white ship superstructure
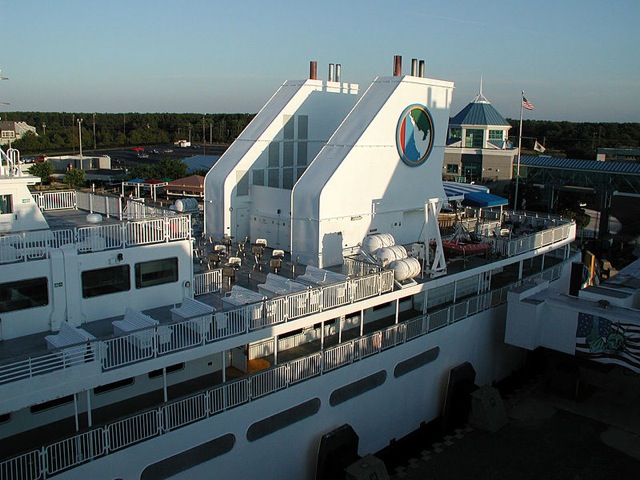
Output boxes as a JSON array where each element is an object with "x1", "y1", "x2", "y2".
[{"x1": 0, "y1": 58, "x2": 583, "y2": 480}]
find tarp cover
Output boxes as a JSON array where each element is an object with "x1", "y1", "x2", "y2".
[{"x1": 461, "y1": 191, "x2": 508, "y2": 207}]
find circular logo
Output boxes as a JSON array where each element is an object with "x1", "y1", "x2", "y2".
[{"x1": 396, "y1": 104, "x2": 434, "y2": 167}]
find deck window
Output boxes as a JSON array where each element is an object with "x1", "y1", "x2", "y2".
[
  {"x1": 489, "y1": 130, "x2": 503, "y2": 140},
  {"x1": 0, "y1": 194, "x2": 12, "y2": 214},
  {"x1": 446, "y1": 164, "x2": 459, "y2": 173},
  {"x1": 135, "y1": 257, "x2": 178, "y2": 289},
  {"x1": 82, "y1": 265, "x2": 130, "y2": 298},
  {"x1": 465, "y1": 129, "x2": 484, "y2": 148},
  {"x1": 0, "y1": 277, "x2": 48, "y2": 312}
]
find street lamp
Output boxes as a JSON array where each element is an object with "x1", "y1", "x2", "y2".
[
  {"x1": 42, "y1": 123, "x2": 46, "y2": 135},
  {"x1": 77, "y1": 118, "x2": 84, "y2": 166}
]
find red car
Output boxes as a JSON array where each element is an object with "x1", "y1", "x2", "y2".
[{"x1": 132, "y1": 147, "x2": 144, "y2": 152}]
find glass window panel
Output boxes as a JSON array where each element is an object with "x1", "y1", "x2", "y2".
[
  {"x1": 283, "y1": 142, "x2": 294, "y2": 167},
  {"x1": 253, "y1": 169, "x2": 264, "y2": 186},
  {"x1": 268, "y1": 168, "x2": 280, "y2": 188},
  {"x1": 82, "y1": 265, "x2": 130, "y2": 298},
  {"x1": 135, "y1": 258, "x2": 178, "y2": 288},
  {"x1": 297, "y1": 142, "x2": 307, "y2": 166},
  {"x1": 283, "y1": 168, "x2": 294, "y2": 190},
  {"x1": 297, "y1": 115, "x2": 308, "y2": 139},
  {"x1": 268, "y1": 142, "x2": 280, "y2": 167},
  {"x1": 283, "y1": 115, "x2": 294, "y2": 139},
  {"x1": 0, "y1": 277, "x2": 48, "y2": 312}
]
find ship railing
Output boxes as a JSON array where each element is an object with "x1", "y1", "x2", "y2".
[
  {"x1": 193, "y1": 269, "x2": 222, "y2": 295},
  {"x1": 45, "y1": 428, "x2": 105, "y2": 477},
  {"x1": 0, "y1": 261, "x2": 568, "y2": 479},
  {"x1": 32, "y1": 190, "x2": 77, "y2": 210},
  {"x1": 491, "y1": 223, "x2": 574, "y2": 258},
  {"x1": 0, "y1": 216, "x2": 190, "y2": 264},
  {"x1": 0, "y1": 268, "x2": 396, "y2": 379}
]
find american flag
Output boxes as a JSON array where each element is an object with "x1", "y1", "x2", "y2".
[
  {"x1": 522, "y1": 96, "x2": 534, "y2": 111},
  {"x1": 575, "y1": 312, "x2": 640, "y2": 373}
]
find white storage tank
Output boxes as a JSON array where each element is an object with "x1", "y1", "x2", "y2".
[
  {"x1": 389, "y1": 257, "x2": 421, "y2": 282},
  {"x1": 361, "y1": 233, "x2": 395, "y2": 254},
  {"x1": 374, "y1": 245, "x2": 407, "y2": 267},
  {"x1": 174, "y1": 198, "x2": 199, "y2": 212}
]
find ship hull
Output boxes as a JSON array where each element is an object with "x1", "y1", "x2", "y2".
[{"x1": 55, "y1": 305, "x2": 520, "y2": 480}]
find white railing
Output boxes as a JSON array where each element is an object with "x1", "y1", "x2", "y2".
[
  {"x1": 194, "y1": 269, "x2": 222, "y2": 295},
  {"x1": 0, "y1": 261, "x2": 567, "y2": 479},
  {"x1": 45, "y1": 429, "x2": 105, "y2": 476},
  {"x1": 0, "y1": 215, "x2": 191, "y2": 264}
]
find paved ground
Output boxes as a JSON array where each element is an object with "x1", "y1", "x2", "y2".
[{"x1": 387, "y1": 365, "x2": 640, "y2": 480}]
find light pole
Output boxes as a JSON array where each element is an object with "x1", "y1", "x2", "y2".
[
  {"x1": 42, "y1": 123, "x2": 46, "y2": 135},
  {"x1": 92, "y1": 113, "x2": 96, "y2": 150},
  {"x1": 77, "y1": 118, "x2": 84, "y2": 167}
]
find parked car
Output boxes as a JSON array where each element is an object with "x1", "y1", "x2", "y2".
[
  {"x1": 137, "y1": 153, "x2": 149, "y2": 159},
  {"x1": 163, "y1": 149, "x2": 173, "y2": 153}
]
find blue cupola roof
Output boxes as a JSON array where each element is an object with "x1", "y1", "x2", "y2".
[{"x1": 450, "y1": 87, "x2": 511, "y2": 127}]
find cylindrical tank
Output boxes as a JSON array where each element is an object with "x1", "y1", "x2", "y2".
[
  {"x1": 361, "y1": 233, "x2": 395, "y2": 254},
  {"x1": 374, "y1": 245, "x2": 407, "y2": 267},
  {"x1": 389, "y1": 257, "x2": 421, "y2": 282},
  {"x1": 174, "y1": 198, "x2": 198, "y2": 212}
]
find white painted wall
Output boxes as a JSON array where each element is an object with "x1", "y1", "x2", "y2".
[{"x1": 292, "y1": 75, "x2": 454, "y2": 267}]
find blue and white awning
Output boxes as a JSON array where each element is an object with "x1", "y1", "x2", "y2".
[{"x1": 442, "y1": 181, "x2": 508, "y2": 207}]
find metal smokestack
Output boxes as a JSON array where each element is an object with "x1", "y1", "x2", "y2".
[
  {"x1": 419, "y1": 60, "x2": 425, "y2": 78},
  {"x1": 393, "y1": 55, "x2": 402, "y2": 76},
  {"x1": 309, "y1": 61, "x2": 317, "y2": 80},
  {"x1": 411, "y1": 58, "x2": 418, "y2": 76},
  {"x1": 328, "y1": 63, "x2": 335, "y2": 82},
  {"x1": 335, "y1": 64, "x2": 341, "y2": 83}
]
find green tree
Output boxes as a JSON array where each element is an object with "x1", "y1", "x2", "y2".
[
  {"x1": 64, "y1": 168, "x2": 85, "y2": 188},
  {"x1": 28, "y1": 161, "x2": 54, "y2": 186}
]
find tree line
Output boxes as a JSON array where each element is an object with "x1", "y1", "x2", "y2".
[
  {"x1": 3, "y1": 112, "x2": 255, "y2": 154},
  {"x1": 506, "y1": 119, "x2": 640, "y2": 159},
  {"x1": 3, "y1": 111, "x2": 640, "y2": 160}
]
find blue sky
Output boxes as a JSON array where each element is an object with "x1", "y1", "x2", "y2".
[{"x1": 2, "y1": 0, "x2": 639, "y2": 121}]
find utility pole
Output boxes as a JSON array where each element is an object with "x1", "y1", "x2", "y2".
[
  {"x1": 92, "y1": 113, "x2": 96, "y2": 150},
  {"x1": 202, "y1": 114, "x2": 206, "y2": 154},
  {"x1": 77, "y1": 118, "x2": 84, "y2": 164}
]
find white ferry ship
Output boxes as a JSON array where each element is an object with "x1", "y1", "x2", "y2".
[{"x1": 0, "y1": 57, "x2": 584, "y2": 479}]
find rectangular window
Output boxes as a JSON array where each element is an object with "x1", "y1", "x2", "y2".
[
  {"x1": 0, "y1": 277, "x2": 48, "y2": 313},
  {"x1": 450, "y1": 127, "x2": 462, "y2": 139},
  {"x1": 94, "y1": 378, "x2": 134, "y2": 394},
  {"x1": 135, "y1": 258, "x2": 178, "y2": 289},
  {"x1": 31, "y1": 395, "x2": 73, "y2": 413},
  {"x1": 465, "y1": 129, "x2": 484, "y2": 148},
  {"x1": 489, "y1": 130, "x2": 503, "y2": 140},
  {"x1": 297, "y1": 142, "x2": 307, "y2": 166},
  {"x1": 446, "y1": 164, "x2": 459, "y2": 173},
  {"x1": 268, "y1": 142, "x2": 280, "y2": 168},
  {"x1": 283, "y1": 168, "x2": 294, "y2": 190},
  {"x1": 0, "y1": 194, "x2": 12, "y2": 214},
  {"x1": 268, "y1": 168, "x2": 279, "y2": 188},
  {"x1": 253, "y1": 169, "x2": 264, "y2": 186},
  {"x1": 283, "y1": 115, "x2": 294, "y2": 139},
  {"x1": 236, "y1": 170, "x2": 249, "y2": 196},
  {"x1": 82, "y1": 265, "x2": 130, "y2": 298},
  {"x1": 297, "y1": 115, "x2": 308, "y2": 139},
  {"x1": 283, "y1": 142, "x2": 294, "y2": 167}
]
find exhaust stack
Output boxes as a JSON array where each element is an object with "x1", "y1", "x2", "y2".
[
  {"x1": 419, "y1": 60, "x2": 425, "y2": 77},
  {"x1": 309, "y1": 61, "x2": 317, "y2": 80},
  {"x1": 328, "y1": 63, "x2": 335, "y2": 82},
  {"x1": 411, "y1": 58, "x2": 418, "y2": 76},
  {"x1": 393, "y1": 55, "x2": 402, "y2": 76}
]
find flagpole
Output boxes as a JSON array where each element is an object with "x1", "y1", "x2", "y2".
[{"x1": 514, "y1": 90, "x2": 524, "y2": 210}]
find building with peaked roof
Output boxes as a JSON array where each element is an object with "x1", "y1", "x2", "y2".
[
  {"x1": 0, "y1": 121, "x2": 37, "y2": 146},
  {"x1": 443, "y1": 85, "x2": 516, "y2": 183}
]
